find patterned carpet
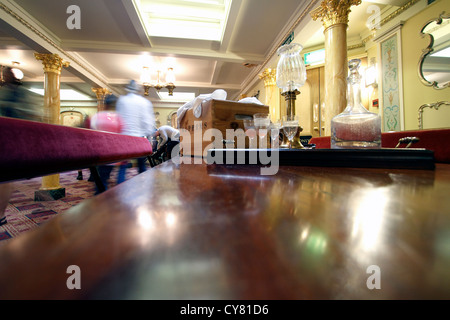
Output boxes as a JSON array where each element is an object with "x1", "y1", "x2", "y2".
[{"x1": 0, "y1": 166, "x2": 140, "y2": 246}]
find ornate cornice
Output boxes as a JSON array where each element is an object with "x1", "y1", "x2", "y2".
[
  {"x1": 92, "y1": 87, "x2": 111, "y2": 100},
  {"x1": 0, "y1": 3, "x2": 59, "y2": 52},
  {"x1": 239, "y1": 0, "x2": 319, "y2": 98},
  {"x1": 347, "y1": 43, "x2": 365, "y2": 51},
  {"x1": 379, "y1": 0, "x2": 421, "y2": 27},
  {"x1": 341, "y1": 0, "x2": 422, "y2": 51},
  {"x1": 34, "y1": 53, "x2": 70, "y2": 75},
  {"x1": 0, "y1": 2, "x2": 108, "y2": 87},
  {"x1": 311, "y1": 0, "x2": 362, "y2": 29}
]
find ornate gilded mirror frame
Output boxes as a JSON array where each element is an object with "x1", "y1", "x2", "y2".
[
  {"x1": 60, "y1": 109, "x2": 86, "y2": 127},
  {"x1": 418, "y1": 11, "x2": 450, "y2": 90},
  {"x1": 168, "y1": 110, "x2": 178, "y2": 128}
]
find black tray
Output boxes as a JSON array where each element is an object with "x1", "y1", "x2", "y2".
[{"x1": 206, "y1": 148, "x2": 435, "y2": 170}]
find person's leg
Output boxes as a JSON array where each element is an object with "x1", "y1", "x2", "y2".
[
  {"x1": 0, "y1": 183, "x2": 13, "y2": 226},
  {"x1": 102, "y1": 166, "x2": 114, "y2": 187},
  {"x1": 137, "y1": 157, "x2": 147, "y2": 174},
  {"x1": 96, "y1": 165, "x2": 113, "y2": 194},
  {"x1": 166, "y1": 141, "x2": 180, "y2": 159},
  {"x1": 117, "y1": 163, "x2": 127, "y2": 184},
  {"x1": 152, "y1": 146, "x2": 164, "y2": 159}
]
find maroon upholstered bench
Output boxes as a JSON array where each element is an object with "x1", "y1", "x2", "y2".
[
  {"x1": 309, "y1": 128, "x2": 450, "y2": 163},
  {"x1": 0, "y1": 116, "x2": 153, "y2": 191}
]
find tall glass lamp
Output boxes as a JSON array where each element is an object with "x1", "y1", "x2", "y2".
[{"x1": 276, "y1": 43, "x2": 307, "y2": 148}]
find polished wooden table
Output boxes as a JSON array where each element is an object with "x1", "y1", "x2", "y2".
[{"x1": 1, "y1": 158, "x2": 450, "y2": 300}]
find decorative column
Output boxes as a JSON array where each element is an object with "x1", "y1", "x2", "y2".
[
  {"x1": 259, "y1": 68, "x2": 281, "y2": 122},
  {"x1": 311, "y1": 0, "x2": 361, "y2": 136},
  {"x1": 92, "y1": 87, "x2": 110, "y2": 112},
  {"x1": 34, "y1": 53, "x2": 70, "y2": 201}
]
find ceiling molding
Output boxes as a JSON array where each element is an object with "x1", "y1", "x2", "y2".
[
  {"x1": 210, "y1": 60, "x2": 225, "y2": 85},
  {"x1": 24, "y1": 76, "x2": 87, "y2": 84},
  {"x1": 173, "y1": 80, "x2": 241, "y2": 90},
  {"x1": 0, "y1": 0, "x2": 388, "y2": 106},
  {"x1": 121, "y1": 0, "x2": 153, "y2": 48},
  {"x1": 147, "y1": 46, "x2": 265, "y2": 64},
  {"x1": 61, "y1": 40, "x2": 149, "y2": 53},
  {"x1": 106, "y1": 77, "x2": 240, "y2": 91},
  {"x1": 238, "y1": 0, "x2": 322, "y2": 99},
  {"x1": 61, "y1": 39, "x2": 265, "y2": 64},
  {"x1": 379, "y1": 0, "x2": 422, "y2": 26},
  {"x1": 0, "y1": 0, "x2": 112, "y2": 90},
  {"x1": 219, "y1": 0, "x2": 242, "y2": 53}
]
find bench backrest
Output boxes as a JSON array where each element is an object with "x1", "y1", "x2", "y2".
[
  {"x1": 309, "y1": 128, "x2": 450, "y2": 163},
  {"x1": 0, "y1": 116, "x2": 153, "y2": 182}
]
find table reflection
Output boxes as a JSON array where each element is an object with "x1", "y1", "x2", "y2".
[{"x1": 0, "y1": 159, "x2": 449, "y2": 300}]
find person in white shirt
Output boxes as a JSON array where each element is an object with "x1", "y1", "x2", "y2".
[
  {"x1": 155, "y1": 125, "x2": 179, "y2": 148},
  {"x1": 153, "y1": 125, "x2": 180, "y2": 160},
  {"x1": 116, "y1": 80, "x2": 156, "y2": 183}
]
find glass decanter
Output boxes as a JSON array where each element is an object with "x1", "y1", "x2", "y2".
[{"x1": 331, "y1": 59, "x2": 381, "y2": 149}]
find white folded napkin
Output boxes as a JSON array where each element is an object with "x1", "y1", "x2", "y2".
[
  {"x1": 177, "y1": 89, "x2": 227, "y2": 126},
  {"x1": 238, "y1": 97, "x2": 264, "y2": 105}
]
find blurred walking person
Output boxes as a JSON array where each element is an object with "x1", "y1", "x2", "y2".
[
  {"x1": 116, "y1": 80, "x2": 156, "y2": 183},
  {"x1": 90, "y1": 94, "x2": 124, "y2": 194},
  {"x1": 0, "y1": 66, "x2": 42, "y2": 226}
]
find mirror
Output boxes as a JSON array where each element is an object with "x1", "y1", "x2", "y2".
[{"x1": 418, "y1": 12, "x2": 450, "y2": 89}]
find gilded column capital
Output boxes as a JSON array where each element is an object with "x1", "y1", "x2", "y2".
[
  {"x1": 311, "y1": 0, "x2": 361, "y2": 29},
  {"x1": 91, "y1": 87, "x2": 111, "y2": 100},
  {"x1": 34, "y1": 53, "x2": 70, "y2": 75},
  {"x1": 259, "y1": 68, "x2": 277, "y2": 87}
]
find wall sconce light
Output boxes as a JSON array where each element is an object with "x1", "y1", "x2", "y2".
[
  {"x1": 365, "y1": 58, "x2": 377, "y2": 88},
  {"x1": 0, "y1": 62, "x2": 24, "y2": 87},
  {"x1": 11, "y1": 61, "x2": 24, "y2": 80},
  {"x1": 141, "y1": 67, "x2": 176, "y2": 96}
]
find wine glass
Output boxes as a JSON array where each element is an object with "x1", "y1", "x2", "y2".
[
  {"x1": 253, "y1": 113, "x2": 270, "y2": 149},
  {"x1": 243, "y1": 119, "x2": 257, "y2": 149},
  {"x1": 282, "y1": 115, "x2": 299, "y2": 149},
  {"x1": 270, "y1": 120, "x2": 281, "y2": 149}
]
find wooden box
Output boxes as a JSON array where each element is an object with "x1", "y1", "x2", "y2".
[{"x1": 179, "y1": 99, "x2": 269, "y2": 157}]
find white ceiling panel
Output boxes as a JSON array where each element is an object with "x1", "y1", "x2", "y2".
[{"x1": 0, "y1": 0, "x2": 393, "y2": 103}]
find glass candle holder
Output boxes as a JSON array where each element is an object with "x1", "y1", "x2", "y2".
[
  {"x1": 276, "y1": 43, "x2": 307, "y2": 95},
  {"x1": 275, "y1": 43, "x2": 307, "y2": 149}
]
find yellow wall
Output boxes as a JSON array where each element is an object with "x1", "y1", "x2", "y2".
[
  {"x1": 401, "y1": 0, "x2": 450, "y2": 130},
  {"x1": 366, "y1": 46, "x2": 379, "y2": 114},
  {"x1": 244, "y1": 81, "x2": 266, "y2": 103},
  {"x1": 242, "y1": 0, "x2": 449, "y2": 131},
  {"x1": 154, "y1": 107, "x2": 178, "y2": 127}
]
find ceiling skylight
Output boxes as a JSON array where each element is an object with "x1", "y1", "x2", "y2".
[{"x1": 136, "y1": 0, "x2": 232, "y2": 41}]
